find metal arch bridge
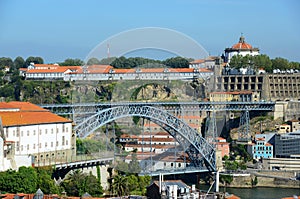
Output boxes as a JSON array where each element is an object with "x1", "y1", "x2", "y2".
[
  {"x1": 41, "y1": 101, "x2": 275, "y2": 117},
  {"x1": 41, "y1": 101, "x2": 275, "y2": 173},
  {"x1": 82, "y1": 105, "x2": 216, "y2": 172}
]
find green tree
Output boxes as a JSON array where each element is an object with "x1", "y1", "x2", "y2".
[
  {"x1": 128, "y1": 152, "x2": 141, "y2": 174},
  {"x1": 14, "y1": 56, "x2": 25, "y2": 70},
  {"x1": 289, "y1": 61, "x2": 300, "y2": 70},
  {"x1": 163, "y1": 56, "x2": 189, "y2": 68},
  {"x1": 0, "y1": 167, "x2": 39, "y2": 193},
  {"x1": 87, "y1": 58, "x2": 101, "y2": 65},
  {"x1": 36, "y1": 167, "x2": 60, "y2": 194},
  {"x1": 25, "y1": 56, "x2": 44, "y2": 66},
  {"x1": 60, "y1": 58, "x2": 84, "y2": 66},
  {"x1": 271, "y1": 57, "x2": 289, "y2": 70},
  {"x1": 61, "y1": 170, "x2": 103, "y2": 197},
  {"x1": 99, "y1": 57, "x2": 117, "y2": 65},
  {"x1": 112, "y1": 175, "x2": 128, "y2": 197},
  {"x1": 0, "y1": 57, "x2": 13, "y2": 70},
  {"x1": 252, "y1": 54, "x2": 272, "y2": 72}
]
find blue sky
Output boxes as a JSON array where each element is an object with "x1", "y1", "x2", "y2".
[{"x1": 0, "y1": 0, "x2": 299, "y2": 63}]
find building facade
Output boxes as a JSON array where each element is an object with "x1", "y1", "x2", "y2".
[
  {"x1": 0, "y1": 102, "x2": 75, "y2": 171},
  {"x1": 224, "y1": 35, "x2": 259, "y2": 63},
  {"x1": 274, "y1": 132, "x2": 300, "y2": 158},
  {"x1": 20, "y1": 63, "x2": 214, "y2": 81},
  {"x1": 248, "y1": 137, "x2": 273, "y2": 160}
]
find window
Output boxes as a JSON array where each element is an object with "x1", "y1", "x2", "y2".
[
  {"x1": 51, "y1": 129, "x2": 53, "y2": 134},
  {"x1": 33, "y1": 130, "x2": 36, "y2": 135},
  {"x1": 39, "y1": 129, "x2": 42, "y2": 135},
  {"x1": 27, "y1": 130, "x2": 30, "y2": 136},
  {"x1": 45, "y1": 142, "x2": 47, "y2": 147},
  {"x1": 62, "y1": 136, "x2": 65, "y2": 146},
  {"x1": 16, "y1": 142, "x2": 19, "y2": 151},
  {"x1": 33, "y1": 144, "x2": 36, "y2": 149},
  {"x1": 56, "y1": 141, "x2": 59, "y2": 146},
  {"x1": 51, "y1": 142, "x2": 53, "y2": 147},
  {"x1": 39, "y1": 143, "x2": 41, "y2": 148},
  {"x1": 21, "y1": 131, "x2": 23, "y2": 137},
  {"x1": 45, "y1": 129, "x2": 48, "y2": 134},
  {"x1": 27, "y1": 144, "x2": 29, "y2": 150}
]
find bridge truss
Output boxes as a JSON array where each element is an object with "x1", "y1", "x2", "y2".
[{"x1": 41, "y1": 101, "x2": 275, "y2": 174}]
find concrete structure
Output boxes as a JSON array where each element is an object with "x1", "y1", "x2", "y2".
[
  {"x1": 288, "y1": 120, "x2": 300, "y2": 132},
  {"x1": 211, "y1": 73, "x2": 300, "y2": 102},
  {"x1": 224, "y1": 35, "x2": 259, "y2": 63},
  {"x1": 209, "y1": 91, "x2": 260, "y2": 102},
  {"x1": 262, "y1": 157, "x2": 300, "y2": 171},
  {"x1": 274, "y1": 131, "x2": 300, "y2": 158},
  {"x1": 0, "y1": 102, "x2": 75, "y2": 171},
  {"x1": 275, "y1": 124, "x2": 291, "y2": 134}
]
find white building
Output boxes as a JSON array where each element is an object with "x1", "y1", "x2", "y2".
[
  {"x1": 20, "y1": 63, "x2": 213, "y2": 81},
  {"x1": 224, "y1": 35, "x2": 259, "y2": 63},
  {"x1": 0, "y1": 101, "x2": 75, "y2": 171}
]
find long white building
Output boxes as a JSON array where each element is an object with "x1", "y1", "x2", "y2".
[
  {"x1": 20, "y1": 63, "x2": 213, "y2": 81},
  {"x1": 0, "y1": 101, "x2": 75, "y2": 171}
]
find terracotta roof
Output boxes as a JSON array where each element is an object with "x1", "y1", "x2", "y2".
[
  {"x1": 225, "y1": 194, "x2": 241, "y2": 199},
  {"x1": 0, "y1": 111, "x2": 71, "y2": 126},
  {"x1": 138, "y1": 137, "x2": 176, "y2": 142},
  {"x1": 87, "y1": 65, "x2": 113, "y2": 73},
  {"x1": 178, "y1": 115, "x2": 201, "y2": 119},
  {"x1": 232, "y1": 42, "x2": 252, "y2": 49},
  {"x1": 0, "y1": 101, "x2": 71, "y2": 126},
  {"x1": 0, "y1": 102, "x2": 18, "y2": 110},
  {"x1": 190, "y1": 59, "x2": 205, "y2": 64},
  {"x1": 7, "y1": 101, "x2": 47, "y2": 112},
  {"x1": 265, "y1": 142, "x2": 272, "y2": 146}
]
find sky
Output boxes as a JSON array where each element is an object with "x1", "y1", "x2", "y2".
[{"x1": 0, "y1": 0, "x2": 300, "y2": 63}]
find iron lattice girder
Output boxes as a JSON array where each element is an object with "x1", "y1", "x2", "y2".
[
  {"x1": 74, "y1": 105, "x2": 216, "y2": 171},
  {"x1": 41, "y1": 101, "x2": 275, "y2": 116}
]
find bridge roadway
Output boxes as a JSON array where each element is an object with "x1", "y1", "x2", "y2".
[
  {"x1": 52, "y1": 156, "x2": 209, "y2": 177},
  {"x1": 41, "y1": 101, "x2": 275, "y2": 116}
]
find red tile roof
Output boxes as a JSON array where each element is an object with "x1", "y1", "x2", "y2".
[{"x1": 0, "y1": 102, "x2": 71, "y2": 126}]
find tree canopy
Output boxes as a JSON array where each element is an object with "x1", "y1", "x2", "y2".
[
  {"x1": 59, "y1": 58, "x2": 84, "y2": 66},
  {"x1": 229, "y1": 54, "x2": 300, "y2": 72},
  {"x1": 25, "y1": 56, "x2": 44, "y2": 67}
]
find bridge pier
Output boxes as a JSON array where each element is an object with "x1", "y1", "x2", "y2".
[
  {"x1": 215, "y1": 170, "x2": 219, "y2": 192},
  {"x1": 238, "y1": 110, "x2": 250, "y2": 142}
]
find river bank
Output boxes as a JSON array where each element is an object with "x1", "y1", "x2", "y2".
[{"x1": 219, "y1": 170, "x2": 300, "y2": 189}]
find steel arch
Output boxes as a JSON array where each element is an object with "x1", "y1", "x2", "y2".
[{"x1": 74, "y1": 105, "x2": 216, "y2": 171}]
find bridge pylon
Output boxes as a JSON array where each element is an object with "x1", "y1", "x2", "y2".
[
  {"x1": 205, "y1": 110, "x2": 217, "y2": 145},
  {"x1": 238, "y1": 109, "x2": 250, "y2": 142}
]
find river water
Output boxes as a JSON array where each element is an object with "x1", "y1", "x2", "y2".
[{"x1": 200, "y1": 185, "x2": 300, "y2": 199}]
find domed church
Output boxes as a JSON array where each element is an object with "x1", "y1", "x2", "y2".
[{"x1": 224, "y1": 34, "x2": 259, "y2": 63}]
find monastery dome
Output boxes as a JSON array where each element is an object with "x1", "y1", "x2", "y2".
[{"x1": 232, "y1": 35, "x2": 253, "y2": 49}]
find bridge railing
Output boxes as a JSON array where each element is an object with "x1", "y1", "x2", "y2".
[{"x1": 34, "y1": 151, "x2": 115, "y2": 167}]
